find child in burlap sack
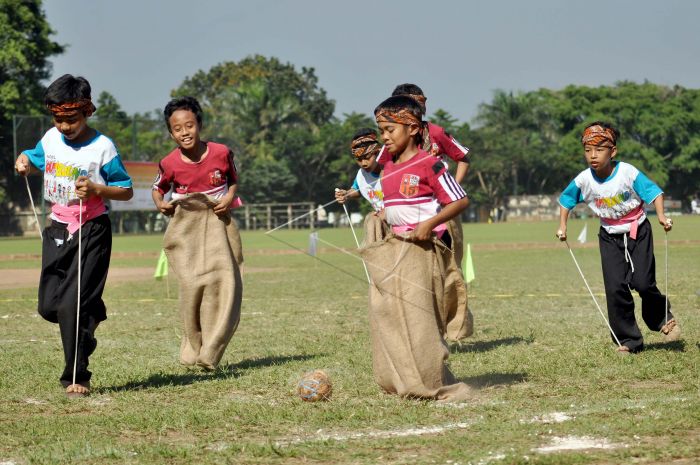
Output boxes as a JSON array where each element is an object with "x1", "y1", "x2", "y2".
[
  {"x1": 152, "y1": 96, "x2": 243, "y2": 370},
  {"x1": 359, "y1": 95, "x2": 473, "y2": 402}
]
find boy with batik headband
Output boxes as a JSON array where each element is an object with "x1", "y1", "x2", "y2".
[
  {"x1": 558, "y1": 121, "x2": 680, "y2": 354},
  {"x1": 152, "y1": 96, "x2": 243, "y2": 370},
  {"x1": 359, "y1": 95, "x2": 472, "y2": 402},
  {"x1": 335, "y1": 128, "x2": 384, "y2": 212},
  {"x1": 15, "y1": 74, "x2": 133, "y2": 397}
]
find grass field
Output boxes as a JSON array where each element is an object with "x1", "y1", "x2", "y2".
[{"x1": 1, "y1": 217, "x2": 698, "y2": 464}]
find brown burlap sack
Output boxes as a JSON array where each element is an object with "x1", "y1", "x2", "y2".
[
  {"x1": 444, "y1": 219, "x2": 473, "y2": 341},
  {"x1": 163, "y1": 193, "x2": 243, "y2": 369},
  {"x1": 362, "y1": 213, "x2": 390, "y2": 247},
  {"x1": 359, "y1": 235, "x2": 472, "y2": 402}
]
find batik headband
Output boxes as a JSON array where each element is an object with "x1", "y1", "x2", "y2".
[
  {"x1": 375, "y1": 108, "x2": 421, "y2": 127},
  {"x1": 351, "y1": 134, "x2": 380, "y2": 159},
  {"x1": 581, "y1": 125, "x2": 616, "y2": 146},
  {"x1": 405, "y1": 93, "x2": 427, "y2": 115},
  {"x1": 47, "y1": 99, "x2": 96, "y2": 117}
]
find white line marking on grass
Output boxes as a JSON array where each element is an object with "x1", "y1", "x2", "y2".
[
  {"x1": 521, "y1": 412, "x2": 574, "y2": 424},
  {"x1": 0, "y1": 460, "x2": 17, "y2": 465},
  {"x1": 275, "y1": 420, "x2": 476, "y2": 447},
  {"x1": 533, "y1": 435, "x2": 627, "y2": 453},
  {"x1": 23, "y1": 398, "x2": 46, "y2": 405}
]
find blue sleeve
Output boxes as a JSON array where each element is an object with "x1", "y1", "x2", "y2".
[
  {"x1": 632, "y1": 171, "x2": 662, "y2": 204},
  {"x1": 558, "y1": 179, "x2": 583, "y2": 210},
  {"x1": 101, "y1": 156, "x2": 132, "y2": 187},
  {"x1": 351, "y1": 176, "x2": 359, "y2": 191},
  {"x1": 23, "y1": 140, "x2": 46, "y2": 171}
]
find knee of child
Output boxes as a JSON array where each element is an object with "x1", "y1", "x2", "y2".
[{"x1": 37, "y1": 302, "x2": 59, "y2": 323}]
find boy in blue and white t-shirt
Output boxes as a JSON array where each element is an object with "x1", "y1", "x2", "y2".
[
  {"x1": 557, "y1": 121, "x2": 679, "y2": 354},
  {"x1": 15, "y1": 74, "x2": 133, "y2": 397},
  {"x1": 334, "y1": 128, "x2": 384, "y2": 212}
]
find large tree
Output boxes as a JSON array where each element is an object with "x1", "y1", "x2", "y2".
[{"x1": 0, "y1": 0, "x2": 63, "y2": 211}]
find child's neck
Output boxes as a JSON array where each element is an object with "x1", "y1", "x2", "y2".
[
  {"x1": 594, "y1": 160, "x2": 616, "y2": 179},
  {"x1": 180, "y1": 141, "x2": 207, "y2": 163},
  {"x1": 394, "y1": 144, "x2": 420, "y2": 165},
  {"x1": 69, "y1": 127, "x2": 96, "y2": 145}
]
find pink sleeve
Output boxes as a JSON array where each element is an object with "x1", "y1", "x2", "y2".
[
  {"x1": 426, "y1": 159, "x2": 467, "y2": 206},
  {"x1": 152, "y1": 160, "x2": 172, "y2": 195},
  {"x1": 432, "y1": 125, "x2": 470, "y2": 163}
]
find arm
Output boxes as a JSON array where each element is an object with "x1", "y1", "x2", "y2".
[
  {"x1": 15, "y1": 153, "x2": 41, "y2": 176},
  {"x1": 75, "y1": 177, "x2": 133, "y2": 201},
  {"x1": 412, "y1": 197, "x2": 469, "y2": 241},
  {"x1": 213, "y1": 181, "x2": 238, "y2": 216},
  {"x1": 557, "y1": 206, "x2": 570, "y2": 241},
  {"x1": 152, "y1": 189, "x2": 175, "y2": 216},
  {"x1": 652, "y1": 194, "x2": 672, "y2": 231},
  {"x1": 454, "y1": 160, "x2": 469, "y2": 184},
  {"x1": 334, "y1": 188, "x2": 361, "y2": 204}
]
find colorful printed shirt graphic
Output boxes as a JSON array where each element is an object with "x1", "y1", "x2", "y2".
[
  {"x1": 23, "y1": 127, "x2": 132, "y2": 209},
  {"x1": 351, "y1": 169, "x2": 384, "y2": 212},
  {"x1": 377, "y1": 122, "x2": 470, "y2": 167},
  {"x1": 153, "y1": 142, "x2": 238, "y2": 200},
  {"x1": 558, "y1": 161, "x2": 663, "y2": 234},
  {"x1": 381, "y1": 149, "x2": 467, "y2": 227}
]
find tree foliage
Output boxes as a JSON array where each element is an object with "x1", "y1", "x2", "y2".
[{"x1": 0, "y1": 0, "x2": 63, "y2": 207}]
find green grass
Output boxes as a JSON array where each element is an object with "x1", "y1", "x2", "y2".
[{"x1": 1, "y1": 217, "x2": 699, "y2": 464}]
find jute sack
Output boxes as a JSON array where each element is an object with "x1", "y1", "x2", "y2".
[
  {"x1": 444, "y1": 219, "x2": 473, "y2": 341},
  {"x1": 359, "y1": 235, "x2": 472, "y2": 402},
  {"x1": 362, "y1": 213, "x2": 390, "y2": 247},
  {"x1": 163, "y1": 193, "x2": 243, "y2": 369}
]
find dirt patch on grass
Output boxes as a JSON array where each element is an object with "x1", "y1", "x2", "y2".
[{"x1": 0, "y1": 266, "x2": 284, "y2": 290}]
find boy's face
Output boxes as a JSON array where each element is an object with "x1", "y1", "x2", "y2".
[
  {"x1": 53, "y1": 113, "x2": 89, "y2": 141},
  {"x1": 355, "y1": 153, "x2": 378, "y2": 172},
  {"x1": 377, "y1": 121, "x2": 418, "y2": 155},
  {"x1": 584, "y1": 143, "x2": 617, "y2": 173},
  {"x1": 168, "y1": 109, "x2": 201, "y2": 151}
]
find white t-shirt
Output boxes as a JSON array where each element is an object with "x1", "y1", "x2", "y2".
[
  {"x1": 351, "y1": 169, "x2": 384, "y2": 212},
  {"x1": 24, "y1": 127, "x2": 132, "y2": 207},
  {"x1": 559, "y1": 161, "x2": 662, "y2": 234}
]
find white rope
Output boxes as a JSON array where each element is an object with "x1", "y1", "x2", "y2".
[
  {"x1": 24, "y1": 177, "x2": 43, "y2": 240},
  {"x1": 71, "y1": 199, "x2": 83, "y2": 387},
  {"x1": 665, "y1": 229, "x2": 669, "y2": 324},
  {"x1": 336, "y1": 190, "x2": 370, "y2": 284},
  {"x1": 563, "y1": 240, "x2": 622, "y2": 347}
]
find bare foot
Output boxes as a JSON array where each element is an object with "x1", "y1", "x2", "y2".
[{"x1": 66, "y1": 382, "x2": 90, "y2": 398}]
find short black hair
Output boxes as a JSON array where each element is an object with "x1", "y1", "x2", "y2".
[
  {"x1": 585, "y1": 120, "x2": 620, "y2": 144},
  {"x1": 374, "y1": 95, "x2": 424, "y2": 146},
  {"x1": 164, "y1": 96, "x2": 203, "y2": 131},
  {"x1": 391, "y1": 83, "x2": 424, "y2": 97},
  {"x1": 44, "y1": 74, "x2": 92, "y2": 107},
  {"x1": 352, "y1": 127, "x2": 377, "y2": 141}
]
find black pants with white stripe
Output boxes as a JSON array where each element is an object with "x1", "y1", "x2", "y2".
[
  {"x1": 38, "y1": 215, "x2": 112, "y2": 386},
  {"x1": 599, "y1": 219, "x2": 672, "y2": 352}
]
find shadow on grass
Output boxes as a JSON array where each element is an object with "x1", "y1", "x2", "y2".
[
  {"x1": 459, "y1": 372, "x2": 528, "y2": 389},
  {"x1": 644, "y1": 341, "x2": 686, "y2": 352},
  {"x1": 449, "y1": 336, "x2": 531, "y2": 354},
  {"x1": 101, "y1": 354, "x2": 319, "y2": 393}
]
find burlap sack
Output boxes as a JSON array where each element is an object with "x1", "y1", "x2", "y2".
[
  {"x1": 444, "y1": 219, "x2": 473, "y2": 341},
  {"x1": 359, "y1": 235, "x2": 472, "y2": 402},
  {"x1": 362, "y1": 213, "x2": 390, "y2": 247},
  {"x1": 163, "y1": 193, "x2": 243, "y2": 369}
]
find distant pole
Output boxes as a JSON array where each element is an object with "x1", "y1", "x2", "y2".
[{"x1": 132, "y1": 115, "x2": 137, "y2": 159}]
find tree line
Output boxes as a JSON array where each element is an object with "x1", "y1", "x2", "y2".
[{"x1": 2, "y1": 0, "x2": 699, "y2": 215}]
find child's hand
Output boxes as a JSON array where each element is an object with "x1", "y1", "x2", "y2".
[
  {"x1": 659, "y1": 216, "x2": 673, "y2": 232},
  {"x1": 15, "y1": 154, "x2": 30, "y2": 176},
  {"x1": 75, "y1": 176, "x2": 99, "y2": 199},
  {"x1": 213, "y1": 195, "x2": 233, "y2": 216},
  {"x1": 556, "y1": 227, "x2": 567, "y2": 241},
  {"x1": 334, "y1": 188, "x2": 347, "y2": 204},
  {"x1": 157, "y1": 200, "x2": 176, "y2": 216},
  {"x1": 410, "y1": 222, "x2": 433, "y2": 242}
]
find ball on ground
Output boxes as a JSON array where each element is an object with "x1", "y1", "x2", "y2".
[{"x1": 296, "y1": 370, "x2": 332, "y2": 402}]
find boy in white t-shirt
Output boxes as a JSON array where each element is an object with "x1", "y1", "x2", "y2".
[
  {"x1": 334, "y1": 128, "x2": 384, "y2": 212},
  {"x1": 557, "y1": 121, "x2": 679, "y2": 354},
  {"x1": 15, "y1": 74, "x2": 133, "y2": 397}
]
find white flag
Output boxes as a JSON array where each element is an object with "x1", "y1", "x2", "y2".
[
  {"x1": 308, "y1": 232, "x2": 319, "y2": 256},
  {"x1": 577, "y1": 223, "x2": 588, "y2": 244}
]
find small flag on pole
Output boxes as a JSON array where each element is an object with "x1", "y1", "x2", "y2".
[
  {"x1": 154, "y1": 249, "x2": 168, "y2": 280},
  {"x1": 463, "y1": 243, "x2": 475, "y2": 283},
  {"x1": 577, "y1": 223, "x2": 588, "y2": 244},
  {"x1": 308, "y1": 232, "x2": 319, "y2": 257}
]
